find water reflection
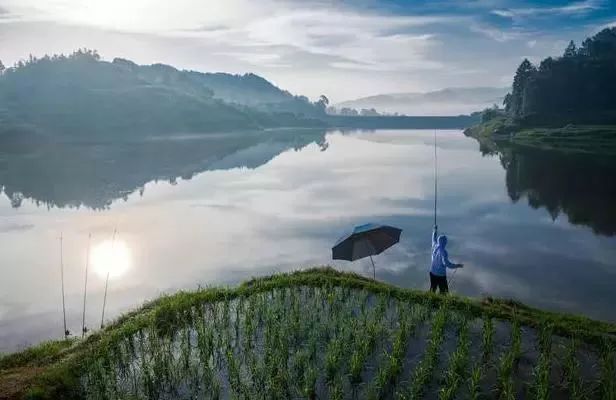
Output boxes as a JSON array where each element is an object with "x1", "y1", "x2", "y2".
[
  {"x1": 503, "y1": 147, "x2": 616, "y2": 236},
  {"x1": 473, "y1": 138, "x2": 616, "y2": 236},
  {"x1": 0, "y1": 129, "x2": 615, "y2": 353},
  {"x1": 0, "y1": 129, "x2": 328, "y2": 209},
  {"x1": 91, "y1": 239, "x2": 131, "y2": 279}
]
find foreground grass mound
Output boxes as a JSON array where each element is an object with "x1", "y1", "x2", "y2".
[{"x1": 2, "y1": 268, "x2": 615, "y2": 399}]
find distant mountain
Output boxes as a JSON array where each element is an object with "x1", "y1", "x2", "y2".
[
  {"x1": 113, "y1": 58, "x2": 323, "y2": 116},
  {"x1": 0, "y1": 50, "x2": 325, "y2": 140},
  {"x1": 336, "y1": 87, "x2": 509, "y2": 116}
]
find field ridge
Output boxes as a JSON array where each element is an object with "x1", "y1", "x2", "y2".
[{"x1": 1, "y1": 267, "x2": 615, "y2": 399}]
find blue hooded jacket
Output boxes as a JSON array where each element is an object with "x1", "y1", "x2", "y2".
[{"x1": 431, "y1": 227, "x2": 459, "y2": 276}]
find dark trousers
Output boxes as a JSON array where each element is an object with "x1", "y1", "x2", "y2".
[{"x1": 429, "y1": 272, "x2": 448, "y2": 294}]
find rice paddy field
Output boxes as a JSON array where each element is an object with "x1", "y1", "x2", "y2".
[{"x1": 1, "y1": 268, "x2": 615, "y2": 399}]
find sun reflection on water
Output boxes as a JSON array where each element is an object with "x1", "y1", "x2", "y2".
[{"x1": 91, "y1": 239, "x2": 131, "y2": 279}]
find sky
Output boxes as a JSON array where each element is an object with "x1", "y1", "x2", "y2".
[{"x1": 0, "y1": 0, "x2": 614, "y2": 102}]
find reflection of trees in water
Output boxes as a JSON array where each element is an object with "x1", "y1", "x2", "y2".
[
  {"x1": 0, "y1": 129, "x2": 328, "y2": 210},
  {"x1": 498, "y1": 145, "x2": 616, "y2": 236}
]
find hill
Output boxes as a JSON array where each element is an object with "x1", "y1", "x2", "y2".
[
  {"x1": 335, "y1": 87, "x2": 508, "y2": 116},
  {"x1": 0, "y1": 50, "x2": 325, "y2": 140},
  {"x1": 1, "y1": 268, "x2": 614, "y2": 399}
]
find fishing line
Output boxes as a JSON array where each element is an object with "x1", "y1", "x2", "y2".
[{"x1": 433, "y1": 129, "x2": 438, "y2": 226}]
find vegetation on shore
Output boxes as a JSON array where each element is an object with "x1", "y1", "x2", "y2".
[
  {"x1": 464, "y1": 113, "x2": 616, "y2": 156},
  {"x1": 1, "y1": 267, "x2": 615, "y2": 399},
  {"x1": 465, "y1": 27, "x2": 616, "y2": 155}
]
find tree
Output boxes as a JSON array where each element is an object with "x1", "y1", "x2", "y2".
[
  {"x1": 579, "y1": 27, "x2": 616, "y2": 58},
  {"x1": 339, "y1": 107, "x2": 358, "y2": 116},
  {"x1": 315, "y1": 94, "x2": 329, "y2": 113},
  {"x1": 503, "y1": 27, "x2": 616, "y2": 124},
  {"x1": 563, "y1": 40, "x2": 577, "y2": 57},
  {"x1": 360, "y1": 108, "x2": 379, "y2": 116},
  {"x1": 0, "y1": 59, "x2": 5, "y2": 75},
  {"x1": 508, "y1": 58, "x2": 537, "y2": 119}
]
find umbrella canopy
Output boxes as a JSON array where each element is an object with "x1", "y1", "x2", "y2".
[{"x1": 332, "y1": 223, "x2": 402, "y2": 278}]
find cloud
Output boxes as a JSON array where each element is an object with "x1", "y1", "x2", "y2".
[
  {"x1": 470, "y1": 25, "x2": 530, "y2": 42},
  {"x1": 191, "y1": 10, "x2": 450, "y2": 72},
  {"x1": 0, "y1": 0, "x2": 455, "y2": 73},
  {"x1": 214, "y1": 51, "x2": 290, "y2": 68},
  {"x1": 491, "y1": 0, "x2": 602, "y2": 20}
]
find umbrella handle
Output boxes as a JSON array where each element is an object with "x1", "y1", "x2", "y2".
[{"x1": 370, "y1": 255, "x2": 376, "y2": 280}]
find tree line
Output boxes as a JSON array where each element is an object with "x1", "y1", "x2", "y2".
[
  {"x1": 0, "y1": 49, "x2": 332, "y2": 138},
  {"x1": 503, "y1": 27, "x2": 616, "y2": 125}
]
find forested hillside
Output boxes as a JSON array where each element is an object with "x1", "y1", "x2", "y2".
[
  {"x1": 0, "y1": 50, "x2": 325, "y2": 139},
  {"x1": 504, "y1": 27, "x2": 616, "y2": 125},
  {"x1": 112, "y1": 58, "x2": 325, "y2": 117}
]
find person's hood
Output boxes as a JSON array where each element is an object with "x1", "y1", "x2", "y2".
[{"x1": 437, "y1": 235, "x2": 448, "y2": 248}]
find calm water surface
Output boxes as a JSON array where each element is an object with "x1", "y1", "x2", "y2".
[{"x1": 1, "y1": 129, "x2": 615, "y2": 352}]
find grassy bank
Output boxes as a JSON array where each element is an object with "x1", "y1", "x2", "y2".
[
  {"x1": 464, "y1": 116, "x2": 616, "y2": 156},
  {"x1": 1, "y1": 267, "x2": 615, "y2": 399}
]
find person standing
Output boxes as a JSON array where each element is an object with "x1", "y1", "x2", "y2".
[{"x1": 430, "y1": 225, "x2": 463, "y2": 293}]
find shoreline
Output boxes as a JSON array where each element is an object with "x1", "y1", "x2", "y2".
[{"x1": 464, "y1": 117, "x2": 616, "y2": 156}]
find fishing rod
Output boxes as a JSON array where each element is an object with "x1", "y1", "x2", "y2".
[
  {"x1": 81, "y1": 233, "x2": 91, "y2": 338},
  {"x1": 433, "y1": 129, "x2": 438, "y2": 226},
  {"x1": 60, "y1": 233, "x2": 69, "y2": 340},
  {"x1": 100, "y1": 229, "x2": 117, "y2": 329},
  {"x1": 434, "y1": 130, "x2": 460, "y2": 289}
]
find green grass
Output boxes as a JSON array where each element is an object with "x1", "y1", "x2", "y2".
[
  {"x1": 464, "y1": 118, "x2": 616, "y2": 156},
  {"x1": 1, "y1": 267, "x2": 615, "y2": 400},
  {"x1": 0, "y1": 339, "x2": 76, "y2": 370}
]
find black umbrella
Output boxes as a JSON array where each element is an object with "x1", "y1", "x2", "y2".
[{"x1": 332, "y1": 223, "x2": 402, "y2": 279}]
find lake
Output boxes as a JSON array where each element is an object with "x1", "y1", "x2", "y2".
[{"x1": 1, "y1": 129, "x2": 615, "y2": 352}]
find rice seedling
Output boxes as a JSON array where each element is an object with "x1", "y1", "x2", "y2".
[
  {"x1": 468, "y1": 364, "x2": 483, "y2": 400},
  {"x1": 467, "y1": 316, "x2": 494, "y2": 400},
  {"x1": 349, "y1": 302, "x2": 386, "y2": 386},
  {"x1": 481, "y1": 317, "x2": 495, "y2": 363},
  {"x1": 438, "y1": 318, "x2": 470, "y2": 400},
  {"x1": 396, "y1": 306, "x2": 448, "y2": 400},
  {"x1": 530, "y1": 323, "x2": 553, "y2": 400},
  {"x1": 599, "y1": 340, "x2": 615, "y2": 400},
  {"x1": 561, "y1": 338, "x2": 586, "y2": 400},
  {"x1": 365, "y1": 304, "x2": 429, "y2": 399},
  {"x1": 496, "y1": 319, "x2": 521, "y2": 400}
]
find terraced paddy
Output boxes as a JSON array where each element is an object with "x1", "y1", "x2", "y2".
[{"x1": 1, "y1": 268, "x2": 615, "y2": 399}]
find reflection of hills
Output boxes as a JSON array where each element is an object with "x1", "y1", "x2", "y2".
[
  {"x1": 496, "y1": 145, "x2": 616, "y2": 236},
  {"x1": 0, "y1": 129, "x2": 327, "y2": 209}
]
